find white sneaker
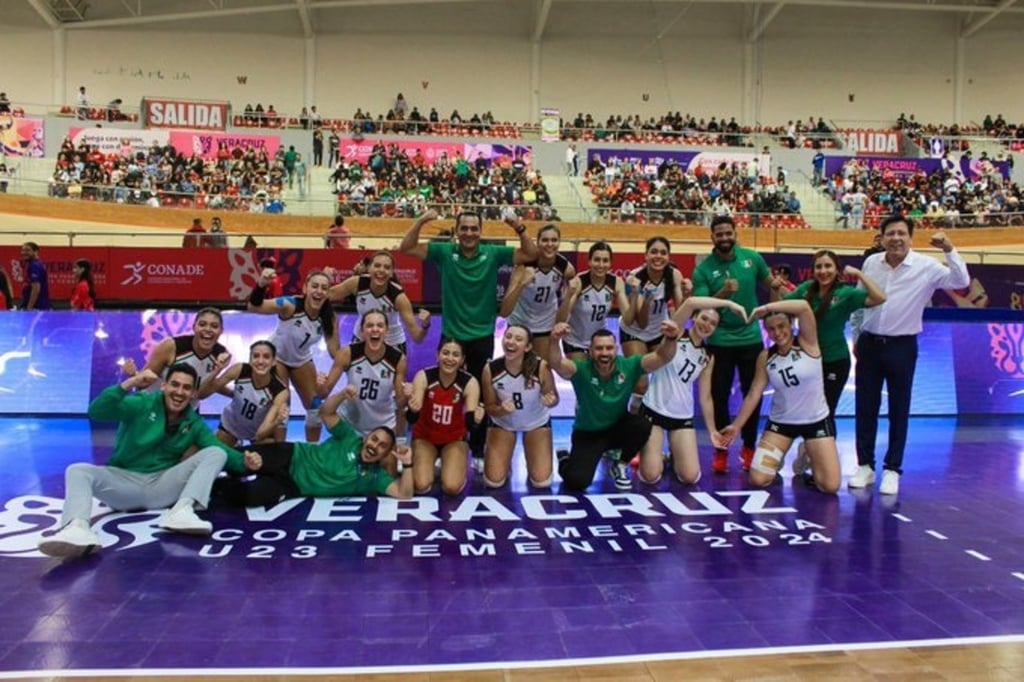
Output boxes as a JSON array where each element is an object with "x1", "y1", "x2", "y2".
[
  {"x1": 38, "y1": 520, "x2": 101, "y2": 559},
  {"x1": 791, "y1": 441, "x2": 810, "y2": 477},
  {"x1": 159, "y1": 505, "x2": 213, "y2": 535},
  {"x1": 848, "y1": 464, "x2": 876, "y2": 489},
  {"x1": 879, "y1": 470, "x2": 900, "y2": 495}
]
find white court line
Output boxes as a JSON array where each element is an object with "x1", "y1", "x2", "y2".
[
  {"x1": 965, "y1": 550, "x2": 992, "y2": 561},
  {"x1": 891, "y1": 513, "x2": 913, "y2": 522},
  {"x1": 1013, "y1": 572, "x2": 1024, "y2": 582},
  {"x1": 1, "y1": 634, "x2": 1023, "y2": 679},
  {"x1": 925, "y1": 530, "x2": 948, "y2": 540}
]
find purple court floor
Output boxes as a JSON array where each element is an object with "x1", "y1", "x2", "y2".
[{"x1": 1, "y1": 416, "x2": 1023, "y2": 676}]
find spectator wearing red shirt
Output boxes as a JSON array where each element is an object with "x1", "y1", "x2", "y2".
[
  {"x1": 183, "y1": 218, "x2": 209, "y2": 248},
  {"x1": 325, "y1": 214, "x2": 351, "y2": 249},
  {"x1": 70, "y1": 259, "x2": 96, "y2": 311},
  {"x1": 0, "y1": 266, "x2": 13, "y2": 310},
  {"x1": 259, "y1": 257, "x2": 285, "y2": 298}
]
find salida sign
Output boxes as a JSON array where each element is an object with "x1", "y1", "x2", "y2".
[
  {"x1": 836, "y1": 129, "x2": 903, "y2": 155},
  {"x1": 143, "y1": 97, "x2": 229, "y2": 131}
]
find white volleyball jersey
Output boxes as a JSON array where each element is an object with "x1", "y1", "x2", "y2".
[
  {"x1": 643, "y1": 336, "x2": 709, "y2": 420},
  {"x1": 220, "y1": 364, "x2": 289, "y2": 442},
  {"x1": 337, "y1": 342, "x2": 404, "y2": 435},
  {"x1": 565, "y1": 271, "x2": 618, "y2": 349},
  {"x1": 487, "y1": 357, "x2": 550, "y2": 432},
  {"x1": 765, "y1": 342, "x2": 829, "y2": 425},
  {"x1": 507, "y1": 255, "x2": 571, "y2": 334},
  {"x1": 156, "y1": 335, "x2": 229, "y2": 407},
  {"x1": 619, "y1": 266, "x2": 676, "y2": 341},
  {"x1": 352, "y1": 276, "x2": 408, "y2": 347},
  {"x1": 269, "y1": 298, "x2": 324, "y2": 367}
]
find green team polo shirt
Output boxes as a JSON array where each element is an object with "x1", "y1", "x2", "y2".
[
  {"x1": 427, "y1": 241, "x2": 515, "y2": 340},
  {"x1": 784, "y1": 282, "x2": 868, "y2": 363},
  {"x1": 570, "y1": 354, "x2": 645, "y2": 431},
  {"x1": 291, "y1": 420, "x2": 394, "y2": 497},
  {"x1": 691, "y1": 245, "x2": 770, "y2": 346}
]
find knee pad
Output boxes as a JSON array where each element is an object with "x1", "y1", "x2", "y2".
[
  {"x1": 483, "y1": 475, "x2": 507, "y2": 489},
  {"x1": 528, "y1": 474, "x2": 553, "y2": 488},
  {"x1": 304, "y1": 409, "x2": 322, "y2": 429},
  {"x1": 751, "y1": 444, "x2": 785, "y2": 476}
]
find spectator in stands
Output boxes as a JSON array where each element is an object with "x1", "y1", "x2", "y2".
[
  {"x1": 76, "y1": 86, "x2": 88, "y2": 120},
  {"x1": 70, "y1": 259, "x2": 96, "y2": 311},
  {"x1": 258, "y1": 257, "x2": 285, "y2": 298},
  {"x1": 328, "y1": 129, "x2": 340, "y2": 167},
  {"x1": 294, "y1": 153, "x2": 308, "y2": 197},
  {"x1": 183, "y1": 218, "x2": 209, "y2": 248},
  {"x1": 325, "y1": 214, "x2": 351, "y2": 249},
  {"x1": 0, "y1": 266, "x2": 13, "y2": 310},
  {"x1": 208, "y1": 217, "x2": 228, "y2": 248},
  {"x1": 394, "y1": 93, "x2": 408, "y2": 117},
  {"x1": 284, "y1": 145, "x2": 298, "y2": 189},
  {"x1": 772, "y1": 264, "x2": 797, "y2": 293},
  {"x1": 812, "y1": 150, "x2": 825, "y2": 186},
  {"x1": 0, "y1": 162, "x2": 9, "y2": 193},
  {"x1": 20, "y1": 242, "x2": 51, "y2": 311},
  {"x1": 106, "y1": 98, "x2": 123, "y2": 122},
  {"x1": 312, "y1": 129, "x2": 324, "y2": 167},
  {"x1": 0, "y1": 92, "x2": 10, "y2": 114},
  {"x1": 299, "y1": 106, "x2": 311, "y2": 130},
  {"x1": 310, "y1": 106, "x2": 322, "y2": 129}
]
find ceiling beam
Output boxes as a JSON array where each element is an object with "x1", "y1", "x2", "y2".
[
  {"x1": 532, "y1": 0, "x2": 552, "y2": 43},
  {"x1": 961, "y1": 0, "x2": 1018, "y2": 38},
  {"x1": 25, "y1": 0, "x2": 60, "y2": 29},
  {"x1": 560, "y1": 0, "x2": 1024, "y2": 15},
  {"x1": 296, "y1": 0, "x2": 314, "y2": 37},
  {"x1": 62, "y1": 0, "x2": 482, "y2": 30},
  {"x1": 747, "y1": 2, "x2": 785, "y2": 42}
]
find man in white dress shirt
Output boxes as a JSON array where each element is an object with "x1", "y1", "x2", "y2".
[{"x1": 850, "y1": 216, "x2": 969, "y2": 495}]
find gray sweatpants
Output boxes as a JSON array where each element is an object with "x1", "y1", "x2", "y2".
[{"x1": 61, "y1": 446, "x2": 227, "y2": 527}]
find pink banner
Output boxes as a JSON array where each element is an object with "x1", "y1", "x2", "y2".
[
  {"x1": 338, "y1": 139, "x2": 532, "y2": 166},
  {"x1": 69, "y1": 126, "x2": 169, "y2": 157},
  {"x1": 168, "y1": 131, "x2": 281, "y2": 159},
  {"x1": 0, "y1": 115, "x2": 44, "y2": 158}
]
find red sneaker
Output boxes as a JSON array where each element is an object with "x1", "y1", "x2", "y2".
[
  {"x1": 741, "y1": 445, "x2": 755, "y2": 472},
  {"x1": 629, "y1": 453, "x2": 640, "y2": 469},
  {"x1": 712, "y1": 449, "x2": 728, "y2": 474}
]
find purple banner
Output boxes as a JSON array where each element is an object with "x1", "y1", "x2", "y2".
[
  {"x1": 822, "y1": 155, "x2": 1010, "y2": 181},
  {"x1": 587, "y1": 147, "x2": 770, "y2": 178}
]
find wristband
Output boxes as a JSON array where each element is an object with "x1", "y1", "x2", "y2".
[
  {"x1": 514, "y1": 225, "x2": 526, "y2": 236},
  {"x1": 248, "y1": 286, "x2": 266, "y2": 307}
]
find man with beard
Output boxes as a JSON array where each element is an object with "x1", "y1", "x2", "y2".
[
  {"x1": 548, "y1": 320, "x2": 682, "y2": 491},
  {"x1": 218, "y1": 386, "x2": 414, "y2": 504},
  {"x1": 38, "y1": 365, "x2": 247, "y2": 559},
  {"x1": 692, "y1": 215, "x2": 778, "y2": 474},
  {"x1": 400, "y1": 209, "x2": 537, "y2": 468}
]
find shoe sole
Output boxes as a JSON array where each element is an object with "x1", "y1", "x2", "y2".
[
  {"x1": 847, "y1": 477, "x2": 876, "y2": 489},
  {"x1": 614, "y1": 481, "x2": 632, "y2": 490},
  {"x1": 159, "y1": 524, "x2": 213, "y2": 536},
  {"x1": 38, "y1": 540, "x2": 100, "y2": 559}
]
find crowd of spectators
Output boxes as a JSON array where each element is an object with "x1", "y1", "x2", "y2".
[
  {"x1": 47, "y1": 137, "x2": 290, "y2": 213},
  {"x1": 327, "y1": 141, "x2": 556, "y2": 222},
  {"x1": 822, "y1": 153, "x2": 1022, "y2": 229},
  {"x1": 584, "y1": 154, "x2": 806, "y2": 228}
]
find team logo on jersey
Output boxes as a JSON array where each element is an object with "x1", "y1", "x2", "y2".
[
  {"x1": 0, "y1": 496, "x2": 164, "y2": 559},
  {"x1": 148, "y1": 411, "x2": 157, "y2": 422}
]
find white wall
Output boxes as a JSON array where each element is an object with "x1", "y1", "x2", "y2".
[
  {"x1": 8, "y1": 9, "x2": 1024, "y2": 126},
  {"x1": 315, "y1": 35, "x2": 532, "y2": 121},
  {"x1": 64, "y1": 29, "x2": 303, "y2": 112},
  {"x1": 5, "y1": 27, "x2": 55, "y2": 107}
]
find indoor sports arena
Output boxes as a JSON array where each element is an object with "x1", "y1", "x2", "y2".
[{"x1": 1, "y1": 1, "x2": 1023, "y2": 679}]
